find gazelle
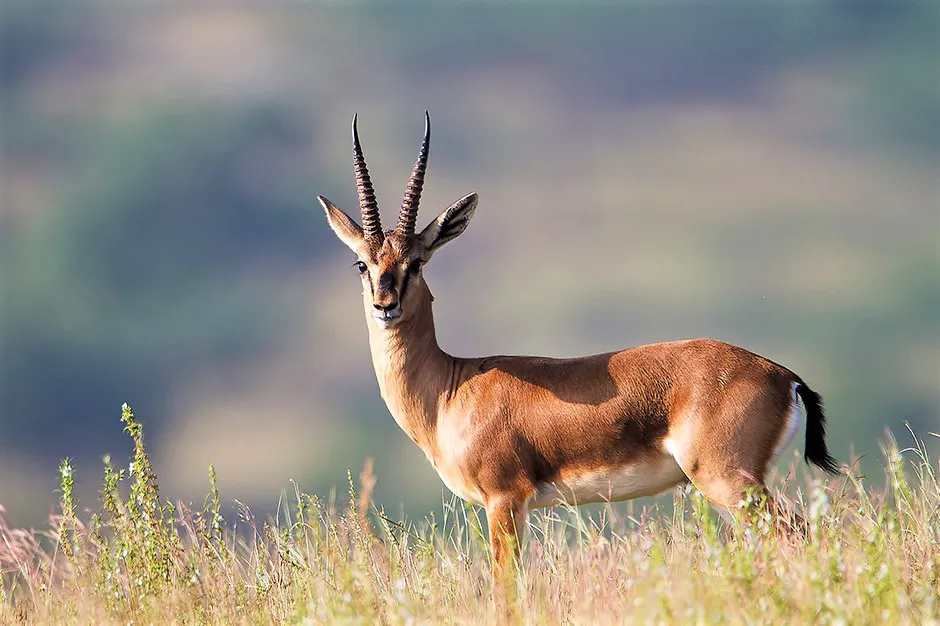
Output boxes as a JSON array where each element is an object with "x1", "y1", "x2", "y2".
[{"x1": 319, "y1": 113, "x2": 838, "y2": 583}]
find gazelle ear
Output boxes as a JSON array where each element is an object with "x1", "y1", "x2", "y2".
[
  {"x1": 419, "y1": 192, "x2": 478, "y2": 260},
  {"x1": 319, "y1": 195, "x2": 365, "y2": 253}
]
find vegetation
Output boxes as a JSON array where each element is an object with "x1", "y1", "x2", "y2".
[{"x1": 0, "y1": 406, "x2": 937, "y2": 624}]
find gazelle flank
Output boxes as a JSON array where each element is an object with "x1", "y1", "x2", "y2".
[{"x1": 318, "y1": 113, "x2": 839, "y2": 586}]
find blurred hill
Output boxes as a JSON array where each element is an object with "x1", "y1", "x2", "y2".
[{"x1": 1, "y1": 3, "x2": 938, "y2": 527}]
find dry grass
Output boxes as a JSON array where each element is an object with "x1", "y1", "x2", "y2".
[{"x1": 1, "y1": 405, "x2": 937, "y2": 625}]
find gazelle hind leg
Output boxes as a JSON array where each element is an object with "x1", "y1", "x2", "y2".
[
  {"x1": 664, "y1": 398, "x2": 793, "y2": 531},
  {"x1": 680, "y1": 460, "x2": 807, "y2": 537}
]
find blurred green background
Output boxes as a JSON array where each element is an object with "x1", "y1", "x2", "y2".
[{"x1": 1, "y1": 3, "x2": 937, "y2": 527}]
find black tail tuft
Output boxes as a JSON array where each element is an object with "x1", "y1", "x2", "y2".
[{"x1": 796, "y1": 382, "x2": 839, "y2": 474}]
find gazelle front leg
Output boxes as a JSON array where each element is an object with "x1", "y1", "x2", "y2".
[{"x1": 485, "y1": 495, "x2": 528, "y2": 609}]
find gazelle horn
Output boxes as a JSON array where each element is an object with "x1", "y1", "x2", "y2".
[
  {"x1": 352, "y1": 114, "x2": 383, "y2": 242},
  {"x1": 397, "y1": 111, "x2": 430, "y2": 239}
]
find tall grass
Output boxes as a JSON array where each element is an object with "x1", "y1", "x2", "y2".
[{"x1": 1, "y1": 405, "x2": 937, "y2": 624}]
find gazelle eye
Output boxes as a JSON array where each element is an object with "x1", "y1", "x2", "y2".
[
  {"x1": 355, "y1": 261, "x2": 368, "y2": 274},
  {"x1": 406, "y1": 260, "x2": 422, "y2": 275}
]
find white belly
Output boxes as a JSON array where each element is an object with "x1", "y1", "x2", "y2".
[{"x1": 530, "y1": 455, "x2": 687, "y2": 508}]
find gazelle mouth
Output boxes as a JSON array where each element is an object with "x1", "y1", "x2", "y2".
[{"x1": 372, "y1": 306, "x2": 402, "y2": 328}]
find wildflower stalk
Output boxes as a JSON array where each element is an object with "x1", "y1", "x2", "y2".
[{"x1": 57, "y1": 459, "x2": 78, "y2": 564}]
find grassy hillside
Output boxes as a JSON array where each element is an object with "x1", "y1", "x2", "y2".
[{"x1": 0, "y1": 406, "x2": 937, "y2": 624}]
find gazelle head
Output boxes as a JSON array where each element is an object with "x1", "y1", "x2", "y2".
[{"x1": 319, "y1": 113, "x2": 478, "y2": 329}]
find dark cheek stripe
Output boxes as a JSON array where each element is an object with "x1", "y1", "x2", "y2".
[{"x1": 399, "y1": 271, "x2": 411, "y2": 304}]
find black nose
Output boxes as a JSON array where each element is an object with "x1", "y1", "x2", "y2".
[{"x1": 374, "y1": 301, "x2": 399, "y2": 312}]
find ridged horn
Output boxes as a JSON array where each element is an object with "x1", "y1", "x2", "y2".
[
  {"x1": 352, "y1": 114, "x2": 383, "y2": 242},
  {"x1": 397, "y1": 111, "x2": 430, "y2": 239}
]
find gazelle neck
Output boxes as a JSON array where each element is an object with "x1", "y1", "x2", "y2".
[{"x1": 364, "y1": 282, "x2": 453, "y2": 451}]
